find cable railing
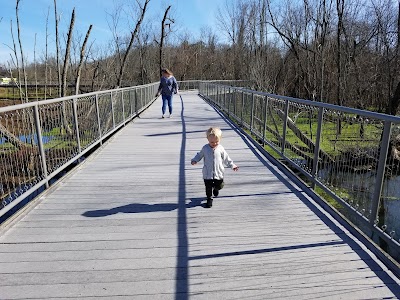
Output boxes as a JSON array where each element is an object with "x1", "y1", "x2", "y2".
[
  {"x1": 0, "y1": 83, "x2": 159, "y2": 222},
  {"x1": 199, "y1": 82, "x2": 400, "y2": 263}
]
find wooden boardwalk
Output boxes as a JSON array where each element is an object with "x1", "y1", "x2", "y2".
[{"x1": 1, "y1": 91, "x2": 399, "y2": 299}]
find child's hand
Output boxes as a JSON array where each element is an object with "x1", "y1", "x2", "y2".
[
  {"x1": 191, "y1": 161, "x2": 197, "y2": 165},
  {"x1": 233, "y1": 165, "x2": 239, "y2": 171}
]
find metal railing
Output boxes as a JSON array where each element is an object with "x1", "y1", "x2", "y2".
[
  {"x1": 0, "y1": 83, "x2": 159, "y2": 222},
  {"x1": 199, "y1": 82, "x2": 400, "y2": 262}
]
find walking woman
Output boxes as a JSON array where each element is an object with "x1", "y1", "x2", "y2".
[{"x1": 156, "y1": 68, "x2": 179, "y2": 118}]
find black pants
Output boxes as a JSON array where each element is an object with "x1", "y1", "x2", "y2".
[{"x1": 204, "y1": 179, "x2": 224, "y2": 198}]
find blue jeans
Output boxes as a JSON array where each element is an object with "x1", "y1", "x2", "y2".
[{"x1": 161, "y1": 94, "x2": 173, "y2": 115}]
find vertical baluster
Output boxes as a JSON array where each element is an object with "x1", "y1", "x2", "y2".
[
  {"x1": 370, "y1": 120, "x2": 392, "y2": 225},
  {"x1": 33, "y1": 105, "x2": 49, "y2": 188},
  {"x1": 72, "y1": 97, "x2": 81, "y2": 153},
  {"x1": 311, "y1": 107, "x2": 324, "y2": 189}
]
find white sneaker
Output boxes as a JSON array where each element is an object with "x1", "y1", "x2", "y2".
[
  {"x1": 169, "y1": 114, "x2": 172, "y2": 118},
  {"x1": 162, "y1": 115, "x2": 165, "y2": 118}
]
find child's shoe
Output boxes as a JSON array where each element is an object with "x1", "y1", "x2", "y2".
[
  {"x1": 206, "y1": 197, "x2": 213, "y2": 208},
  {"x1": 213, "y1": 188, "x2": 219, "y2": 197}
]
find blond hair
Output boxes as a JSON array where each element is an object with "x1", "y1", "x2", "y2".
[{"x1": 206, "y1": 127, "x2": 222, "y2": 140}]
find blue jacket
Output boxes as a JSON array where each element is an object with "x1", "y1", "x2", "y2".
[{"x1": 158, "y1": 76, "x2": 178, "y2": 96}]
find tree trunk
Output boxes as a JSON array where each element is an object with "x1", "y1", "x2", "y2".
[
  {"x1": 75, "y1": 25, "x2": 93, "y2": 95},
  {"x1": 159, "y1": 5, "x2": 172, "y2": 74},
  {"x1": 54, "y1": 0, "x2": 61, "y2": 97},
  {"x1": 61, "y1": 8, "x2": 75, "y2": 97},
  {"x1": 385, "y1": 81, "x2": 400, "y2": 115},
  {"x1": 116, "y1": 0, "x2": 150, "y2": 88},
  {"x1": 16, "y1": 0, "x2": 28, "y2": 103}
]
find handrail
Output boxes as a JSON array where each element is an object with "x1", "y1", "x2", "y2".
[
  {"x1": 0, "y1": 83, "x2": 159, "y2": 222},
  {"x1": 199, "y1": 81, "x2": 400, "y2": 264}
]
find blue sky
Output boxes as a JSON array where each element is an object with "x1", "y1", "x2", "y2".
[{"x1": 0, "y1": 0, "x2": 225, "y2": 65}]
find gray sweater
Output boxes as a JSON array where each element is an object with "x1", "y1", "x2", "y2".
[{"x1": 191, "y1": 144, "x2": 236, "y2": 180}]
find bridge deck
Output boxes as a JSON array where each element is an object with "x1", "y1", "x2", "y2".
[{"x1": 1, "y1": 91, "x2": 399, "y2": 299}]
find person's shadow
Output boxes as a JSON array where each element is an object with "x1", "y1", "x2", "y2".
[{"x1": 82, "y1": 197, "x2": 205, "y2": 217}]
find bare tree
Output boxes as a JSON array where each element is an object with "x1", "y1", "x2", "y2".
[
  {"x1": 54, "y1": 0, "x2": 61, "y2": 97},
  {"x1": 217, "y1": 0, "x2": 250, "y2": 80},
  {"x1": 61, "y1": 8, "x2": 75, "y2": 97},
  {"x1": 158, "y1": 5, "x2": 173, "y2": 74},
  {"x1": 16, "y1": 0, "x2": 28, "y2": 102},
  {"x1": 116, "y1": 0, "x2": 150, "y2": 88},
  {"x1": 75, "y1": 25, "x2": 93, "y2": 94}
]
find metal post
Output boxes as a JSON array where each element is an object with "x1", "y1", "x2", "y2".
[
  {"x1": 223, "y1": 86, "x2": 226, "y2": 110},
  {"x1": 72, "y1": 98, "x2": 81, "y2": 153},
  {"x1": 33, "y1": 105, "x2": 49, "y2": 188},
  {"x1": 130, "y1": 89, "x2": 134, "y2": 117},
  {"x1": 95, "y1": 94, "x2": 102, "y2": 145},
  {"x1": 241, "y1": 91, "x2": 245, "y2": 126},
  {"x1": 311, "y1": 107, "x2": 324, "y2": 188},
  {"x1": 111, "y1": 92, "x2": 115, "y2": 129},
  {"x1": 135, "y1": 89, "x2": 138, "y2": 114},
  {"x1": 140, "y1": 88, "x2": 143, "y2": 108},
  {"x1": 281, "y1": 99, "x2": 290, "y2": 154},
  {"x1": 250, "y1": 93, "x2": 255, "y2": 134},
  {"x1": 370, "y1": 120, "x2": 392, "y2": 225},
  {"x1": 262, "y1": 96, "x2": 269, "y2": 147},
  {"x1": 122, "y1": 90, "x2": 126, "y2": 125}
]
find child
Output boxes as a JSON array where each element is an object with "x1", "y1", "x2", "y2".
[{"x1": 191, "y1": 127, "x2": 239, "y2": 208}]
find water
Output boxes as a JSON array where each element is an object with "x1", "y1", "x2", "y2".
[
  {"x1": 0, "y1": 134, "x2": 54, "y2": 145},
  {"x1": 317, "y1": 166, "x2": 400, "y2": 240}
]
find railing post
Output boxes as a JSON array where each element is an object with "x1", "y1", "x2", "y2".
[
  {"x1": 216, "y1": 87, "x2": 219, "y2": 106},
  {"x1": 370, "y1": 120, "x2": 392, "y2": 225},
  {"x1": 95, "y1": 93, "x2": 102, "y2": 145},
  {"x1": 33, "y1": 105, "x2": 49, "y2": 188},
  {"x1": 223, "y1": 86, "x2": 226, "y2": 110},
  {"x1": 130, "y1": 89, "x2": 134, "y2": 117},
  {"x1": 281, "y1": 99, "x2": 290, "y2": 154},
  {"x1": 262, "y1": 96, "x2": 269, "y2": 147},
  {"x1": 311, "y1": 107, "x2": 324, "y2": 188},
  {"x1": 250, "y1": 93, "x2": 255, "y2": 134},
  {"x1": 72, "y1": 98, "x2": 81, "y2": 153},
  {"x1": 135, "y1": 89, "x2": 138, "y2": 114},
  {"x1": 241, "y1": 91, "x2": 245, "y2": 127},
  {"x1": 111, "y1": 91, "x2": 115, "y2": 129},
  {"x1": 228, "y1": 88, "x2": 232, "y2": 117},
  {"x1": 122, "y1": 90, "x2": 126, "y2": 125}
]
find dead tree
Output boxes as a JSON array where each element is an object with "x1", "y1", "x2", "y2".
[
  {"x1": 54, "y1": 0, "x2": 61, "y2": 97},
  {"x1": 75, "y1": 25, "x2": 93, "y2": 95},
  {"x1": 8, "y1": 21, "x2": 24, "y2": 102},
  {"x1": 158, "y1": 6, "x2": 173, "y2": 74},
  {"x1": 116, "y1": 0, "x2": 150, "y2": 88},
  {"x1": 16, "y1": 0, "x2": 28, "y2": 103},
  {"x1": 61, "y1": 8, "x2": 75, "y2": 97}
]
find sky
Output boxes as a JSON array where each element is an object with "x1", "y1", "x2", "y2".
[{"x1": 0, "y1": 0, "x2": 226, "y2": 65}]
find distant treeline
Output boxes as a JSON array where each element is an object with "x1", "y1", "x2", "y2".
[{"x1": 1, "y1": 0, "x2": 399, "y2": 114}]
